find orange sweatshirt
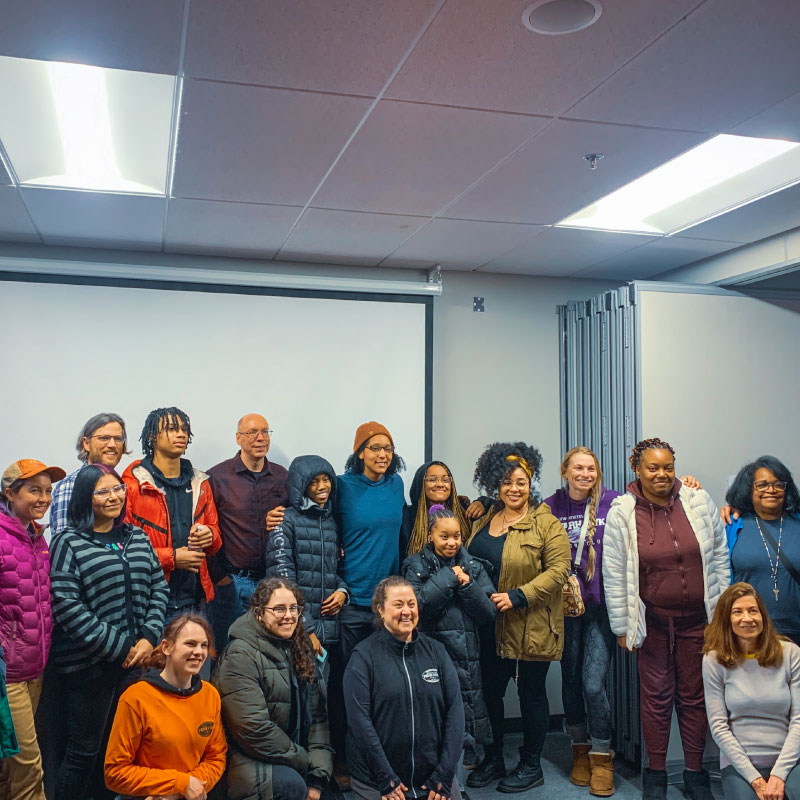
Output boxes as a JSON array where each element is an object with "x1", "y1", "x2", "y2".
[{"x1": 105, "y1": 671, "x2": 227, "y2": 797}]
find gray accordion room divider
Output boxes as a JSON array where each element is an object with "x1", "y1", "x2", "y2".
[{"x1": 557, "y1": 284, "x2": 641, "y2": 764}]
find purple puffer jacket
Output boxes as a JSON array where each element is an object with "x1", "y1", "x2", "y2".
[{"x1": 0, "y1": 504, "x2": 52, "y2": 682}]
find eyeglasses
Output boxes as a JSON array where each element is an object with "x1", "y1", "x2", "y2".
[
  {"x1": 753, "y1": 480, "x2": 788, "y2": 492},
  {"x1": 239, "y1": 429, "x2": 273, "y2": 439},
  {"x1": 500, "y1": 479, "x2": 530, "y2": 490},
  {"x1": 263, "y1": 604, "x2": 304, "y2": 617},
  {"x1": 365, "y1": 444, "x2": 394, "y2": 454},
  {"x1": 93, "y1": 484, "x2": 127, "y2": 499},
  {"x1": 424, "y1": 476, "x2": 452, "y2": 485},
  {"x1": 91, "y1": 435, "x2": 125, "y2": 445}
]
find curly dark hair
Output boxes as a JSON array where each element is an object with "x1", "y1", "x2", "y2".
[
  {"x1": 725, "y1": 455, "x2": 800, "y2": 516},
  {"x1": 473, "y1": 441, "x2": 543, "y2": 501},
  {"x1": 250, "y1": 577, "x2": 315, "y2": 682},
  {"x1": 629, "y1": 437, "x2": 675, "y2": 470},
  {"x1": 344, "y1": 447, "x2": 406, "y2": 476},
  {"x1": 139, "y1": 407, "x2": 193, "y2": 460}
]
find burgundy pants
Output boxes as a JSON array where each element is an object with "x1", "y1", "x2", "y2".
[{"x1": 637, "y1": 610, "x2": 707, "y2": 772}]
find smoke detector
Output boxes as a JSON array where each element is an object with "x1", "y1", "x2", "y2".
[{"x1": 522, "y1": 0, "x2": 603, "y2": 35}]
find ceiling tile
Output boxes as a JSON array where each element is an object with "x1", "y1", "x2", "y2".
[
  {"x1": 445, "y1": 119, "x2": 706, "y2": 224},
  {"x1": 21, "y1": 188, "x2": 165, "y2": 249},
  {"x1": 570, "y1": 0, "x2": 800, "y2": 131},
  {"x1": 678, "y1": 183, "x2": 800, "y2": 244},
  {"x1": 279, "y1": 208, "x2": 429, "y2": 266},
  {"x1": 173, "y1": 80, "x2": 371, "y2": 206},
  {"x1": 478, "y1": 227, "x2": 655, "y2": 276},
  {"x1": 0, "y1": 0, "x2": 184, "y2": 74},
  {"x1": 574, "y1": 236, "x2": 742, "y2": 280},
  {"x1": 731, "y1": 91, "x2": 800, "y2": 142},
  {"x1": 184, "y1": 0, "x2": 438, "y2": 95},
  {"x1": 0, "y1": 187, "x2": 39, "y2": 242},
  {"x1": 314, "y1": 100, "x2": 548, "y2": 216},
  {"x1": 386, "y1": 0, "x2": 699, "y2": 115},
  {"x1": 165, "y1": 198, "x2": 301, "y2": 258},
  {"x1": 382, "y1": 219, "x2": 543, "y2": 270}
]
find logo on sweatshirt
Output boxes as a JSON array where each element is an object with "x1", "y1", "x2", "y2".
[
  {"x1": 198, "y1": 721, "x2": 214, "y2": 737},
  {"x1": 422, "y1": 668, "x2": 440, "y2": 683}
]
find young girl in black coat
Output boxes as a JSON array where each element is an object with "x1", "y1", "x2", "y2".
[{"x1": 402, "y1": 506, "x2": 497, "y2": 764}]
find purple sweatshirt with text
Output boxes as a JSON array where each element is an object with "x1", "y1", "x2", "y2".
[{"x1": 543, "y1": 487, "x2": 620, "y2": 608}]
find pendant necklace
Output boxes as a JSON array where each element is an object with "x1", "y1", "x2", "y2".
[{"x1": 754, "y1": 514, "x2": 783, "y2": 601}]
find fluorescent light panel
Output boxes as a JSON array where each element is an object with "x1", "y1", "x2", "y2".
[
  {"x1": 0, "y1": 56, "x2": 175, "y2": 195},
  {"x1": 556, "y1": 134, "x2": 800, "y2": 235}
]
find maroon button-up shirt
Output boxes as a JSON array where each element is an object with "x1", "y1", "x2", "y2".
[{"x1": 207, "y1": 452, "x2": 289, "y2": 575}]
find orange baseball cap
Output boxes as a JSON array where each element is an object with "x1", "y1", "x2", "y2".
[{"x1": 1, "y1": 459, "x2": 66, "y2": 492}]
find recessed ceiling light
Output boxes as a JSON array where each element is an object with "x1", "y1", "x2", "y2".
[
  {"x1": 522, "y1": 0, "x2": 602, "y2": 35},
  {"x1": 0, "y1": 56, "x2": 175, "y2": 195},
  {"x1": 556, "y1": 134, "x2": 800, "y2": 236}
]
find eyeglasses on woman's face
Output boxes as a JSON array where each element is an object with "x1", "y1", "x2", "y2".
[
  {"x1": 753, "y1": 480, "x2": 787, "y2": 493},
  {"x1": 263, "y1": 604, "x2": 304, "y2": 617},
  {"x1": 93, "y1": 484, "x2": 127, "y2": 499},
  {"x1": 365, "y1": 444, "x2": 394, "y2": 454}
]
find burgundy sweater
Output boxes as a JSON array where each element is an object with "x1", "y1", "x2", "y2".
[{"x1": 630, "y1": 479, "x2": 705, "y2": 617}]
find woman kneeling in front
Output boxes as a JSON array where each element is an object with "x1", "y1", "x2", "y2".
[
  {"x1": 215, "y1": 577, "x2": 333, "y2": 800},
  {"x1": 344, "y1": 575, "x2": 465, "y2": 800},
  {"x1": 703, "y1": 582, "x2": 800, "y2": 800}
]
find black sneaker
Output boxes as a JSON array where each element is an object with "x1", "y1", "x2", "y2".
[
  {"x1": 466, "y1": 749, "x2": 506, "y2": 788},
  {"x1": 496, "y1": 749, "x2": 544, "y2": 793}
]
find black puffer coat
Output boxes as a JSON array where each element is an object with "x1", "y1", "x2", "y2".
[
  {"x1": 214, "y1": 612, "x2": 333, "y2": 800},
  {"x1": 265, "y1": 455, "x2": 347, "y2": 645},
  {"x1": 402, "y1": 544, "x2": 496, "y2": 745}
]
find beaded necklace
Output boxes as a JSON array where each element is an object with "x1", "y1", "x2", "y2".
[{"x1": 754, "y1": 514, "x2": 783, "y2": 601}]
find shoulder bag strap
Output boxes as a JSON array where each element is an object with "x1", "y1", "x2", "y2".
[{"x1": 573, "y1": 503, "x2": 591, "y2": 572}]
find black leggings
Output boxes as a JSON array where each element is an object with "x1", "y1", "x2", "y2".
[
  {"x1": 560, "y1": 604, "x2": 615, "y2": 742},
  {"x1": 479, "y1": 627, "x2": 550, "y2": 758}
]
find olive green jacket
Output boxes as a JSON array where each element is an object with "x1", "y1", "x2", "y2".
[{"x1": 467, "y1": 503, "x2": 571, "y2": 661}]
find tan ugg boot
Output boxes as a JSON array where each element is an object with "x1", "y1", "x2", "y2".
[
  {"x1": 569, "y1": 743, "x2": 592, "y2": 786},
  {"x1": 588, "y1": 751, "x2": 615, "y2": 796}
]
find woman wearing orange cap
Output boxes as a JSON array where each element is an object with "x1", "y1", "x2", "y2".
[{"x1": 0, "y1": 458, "x2": 65, "y2": 800}]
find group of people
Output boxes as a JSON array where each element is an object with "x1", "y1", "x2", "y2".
[{"x1": 0, "y1": 408, "x2": 799, "y2": 800}]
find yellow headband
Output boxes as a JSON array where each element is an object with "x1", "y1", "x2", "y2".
[{"x1": 506, "y1": 454, "x2": 533, "y2": 479}]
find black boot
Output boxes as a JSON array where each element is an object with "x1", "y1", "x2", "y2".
[
  {"x1": 496, "y1": 748, "x2": 544, "y2": 793},
  {"x1": 683, "y1": 769, "x2": 713, "y2": 800},
  {"x1": 466, "y1": 747, "x2": 506, "y2": 788},
  {"x1": 642, "y1": 768, "x2": 667, "y2": 800}
]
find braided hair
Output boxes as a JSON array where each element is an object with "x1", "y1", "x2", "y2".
[
  {"x1": 560, "y1": 446, "x2": 601, "y2": 582},
  {"x1": 406, "y1": 463, "x2": 470, "y2": 556},
  {"x1": 139, "y1": 407, "x2": 193, "y2": 459},
  {"x1": 629, "y1": 437, "x2": 675, "y2": 471}
]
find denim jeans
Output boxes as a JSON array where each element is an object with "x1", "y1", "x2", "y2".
[{"x1": 208, "y1": 574, "x2": 258, "y2": 653}]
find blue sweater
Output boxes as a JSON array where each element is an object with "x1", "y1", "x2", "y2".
[{"x1": 336, "y1": 471, "x2": 405, "y2": 606}]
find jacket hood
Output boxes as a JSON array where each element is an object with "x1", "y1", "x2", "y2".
[
  {"x1": 123, "y1": 459, "x2": 209, "y2": 488},
  {"x1": 409, "y1": 461, "x2": 453, "y2": 508},
  {"x1": 627, "y1": 478, "x2": 681, "y2": 510},
  {"x1": 288, "y1": 455, "x2": 336, "y2": 511},
  {"x1": 0, "y1": 503, "x2": 40, "y2": 540},
  {"x1": 228, "y1": 610, "x2": 293, "y2": 659},
  {"x1": 141, "y1": 666, "x2": 203, "y2": 697}
]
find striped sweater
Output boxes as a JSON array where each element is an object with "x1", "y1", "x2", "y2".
[{"x1": 49, "y1": 524, "x2": 169, "y2": 673}]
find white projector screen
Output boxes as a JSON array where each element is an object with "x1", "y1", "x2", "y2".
[{"x1": 0, "y1": 277, "x2": 430, "y2": 509}]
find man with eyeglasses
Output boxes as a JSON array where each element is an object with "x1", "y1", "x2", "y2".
[
  {"x1": 50, "y1": 412, "x2": 128, "y2": 535},
  {"x1": 207, "y1": 413, "x2": 289, "y2": 650}
]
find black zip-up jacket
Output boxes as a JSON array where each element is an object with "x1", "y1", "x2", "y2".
[
  {"x1": 343, "y1": 627, "x2": 464, "y2": 798},
  {"x1": 265, "y1": 455, "x2": 348, "y2": 645},
  {"x1": 402, "y1": 544, "x2": 496, "y2": 746}
]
